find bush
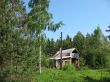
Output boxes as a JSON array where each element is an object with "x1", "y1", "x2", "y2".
[
  {"x1": 41, "y1": 55, "x2": 50, "y2": 68},
  {"x1": 80, "y1": 66, "x2": 89, "y2": 70},
  {"x1": 85, "y1": 48, "x2": 110, "y2": 68},
  {"x1": 62, "y1": 64, "x2": 76, "y2": 71},
  {"x1": 80, "y1": 57, "x2": 85, "y2": 67}
]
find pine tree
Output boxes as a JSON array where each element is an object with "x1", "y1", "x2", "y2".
[{"x1": 106, "y1": 25, "x2": 110, "y2": 42}]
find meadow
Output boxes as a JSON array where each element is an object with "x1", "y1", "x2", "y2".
[{"x1": 34, "y1": 66, "x2": 110, "y2": 82}]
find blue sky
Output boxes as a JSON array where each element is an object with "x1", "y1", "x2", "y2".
[{"x1": 25, "y1": 0, "x2": 110, "y2": 40}]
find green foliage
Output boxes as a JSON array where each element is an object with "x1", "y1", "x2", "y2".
[
  {"x1": 106, "y1": 25, "x2": 110, "y2": 40},
  {"x1": 0, "y1": 0, "x2": 62, "y2": 81},
  {"x1": 73, "y1": 31, "x2": 85, "y2": 57},
  {"x1": 35, "y1": 68, "x2": 110, "y2": 82},
  {"x1": 27, "y1": 0, "x2": 63, "y2": 35},
  {"x1": 93, "y1": 27, "x2": 107, "y2": 46},
  {"x1": 62, "y1": 64, "x2": 76, "y2": 71},
  {"x1": 41, "y1": 55, "x2": 50, "y2": 67},
  {"x1": 63, "y1": 35, "x2": 73, "y2": 49},
  {"x1": 43, "y1": 38, "x2": 56, "y2": 56},
  {"x1": 85, "y1": 48, "x2": 109, "y2": 68},
  {"x1": 80, "y1": 57, "x2": 86, "y2": 67}
]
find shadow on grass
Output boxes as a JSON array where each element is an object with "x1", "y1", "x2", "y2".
[{"x1": 84, "y1": 76, "x2": 110, "y2": 82}]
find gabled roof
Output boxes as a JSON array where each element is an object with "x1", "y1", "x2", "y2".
[{"x1": 50, "y1": 48, "x2": 79, "y2": 60}]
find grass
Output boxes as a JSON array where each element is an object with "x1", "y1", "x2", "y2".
[
  {"x1": 1, "y1": 66, "x2": 110, "y2": 82},
  {"x1": 34, "y1": 67, "x2": 110, "y2": 82}
]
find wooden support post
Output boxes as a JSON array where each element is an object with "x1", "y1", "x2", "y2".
[{"x1": 60, "y1": 32, "x2": 63, "y2": 69}]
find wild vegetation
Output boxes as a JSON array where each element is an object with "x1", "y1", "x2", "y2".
[
  {"x1": 0, "y1": 0, "x2": 110, "y2": 82},
  {"x1": 36, "y1": 66, "x2": 110, "y2": 82}
]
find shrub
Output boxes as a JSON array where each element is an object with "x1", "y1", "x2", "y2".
[
  {"x1": 62, "y1": 64, "x2": 76, "y2": 71},
  {"x1": 80, "y1": 57, "x2": 85, "y2": 67}
]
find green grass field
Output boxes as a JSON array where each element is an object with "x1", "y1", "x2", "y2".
[
  {"x1": 34, "y1": 67, "x2": 110, "y2": 82},
  {"x1": 2, "y1": 66, "x2": 110, "y2": 82}
]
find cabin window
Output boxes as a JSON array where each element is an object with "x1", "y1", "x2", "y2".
[{"x1": 72, "y1": 49, "x2": 78, "y2": 53}]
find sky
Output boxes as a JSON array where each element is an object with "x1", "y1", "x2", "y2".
[{"x1": 25, "y1": 0, "x2": 110, "y2": 40}]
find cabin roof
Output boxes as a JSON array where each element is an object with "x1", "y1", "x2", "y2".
[{"x1": 50, "y1": 48, "x2": 79, "y2": 60}]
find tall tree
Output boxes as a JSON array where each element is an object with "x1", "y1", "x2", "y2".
[
  {"x1": 106, "y1": 25, "x2": 110, "y2": 41},
  {"x1": 44, "y1": 38, "x2": 56, "y2": 56},
  {"x1": 93, "y1": 27, "x2": 107, "y2": 47},
  {"x1": 0, "y1": 0, "x2": 28, "y2": 81},
  {"x1": 27, "y1": 0, "x2": 63, "y2": 36},
  {"x1": 84, "y1": 27, "x2": 109, "y2": 68},
  {"x1": 63, "y1": 35, "x2": 73, "y2": 49},
  {"x1": 27, "y1": 0, "x2": 63, "y2": 73},
  {"x1": 73, "y1": 31, "x2": 85, "y2": 57}
]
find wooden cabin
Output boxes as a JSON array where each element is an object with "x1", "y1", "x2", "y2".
[{"x1": 50, "y1": 48, "x2": 80, "y2": 68}]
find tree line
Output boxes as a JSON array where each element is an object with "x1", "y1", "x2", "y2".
[{"x1": 44, "y1": 27, "x2": 110, "y2": 68}]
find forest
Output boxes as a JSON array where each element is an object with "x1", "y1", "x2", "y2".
[{"x1": 0, "y1": 0, "x2": 110, "y2": 82}]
